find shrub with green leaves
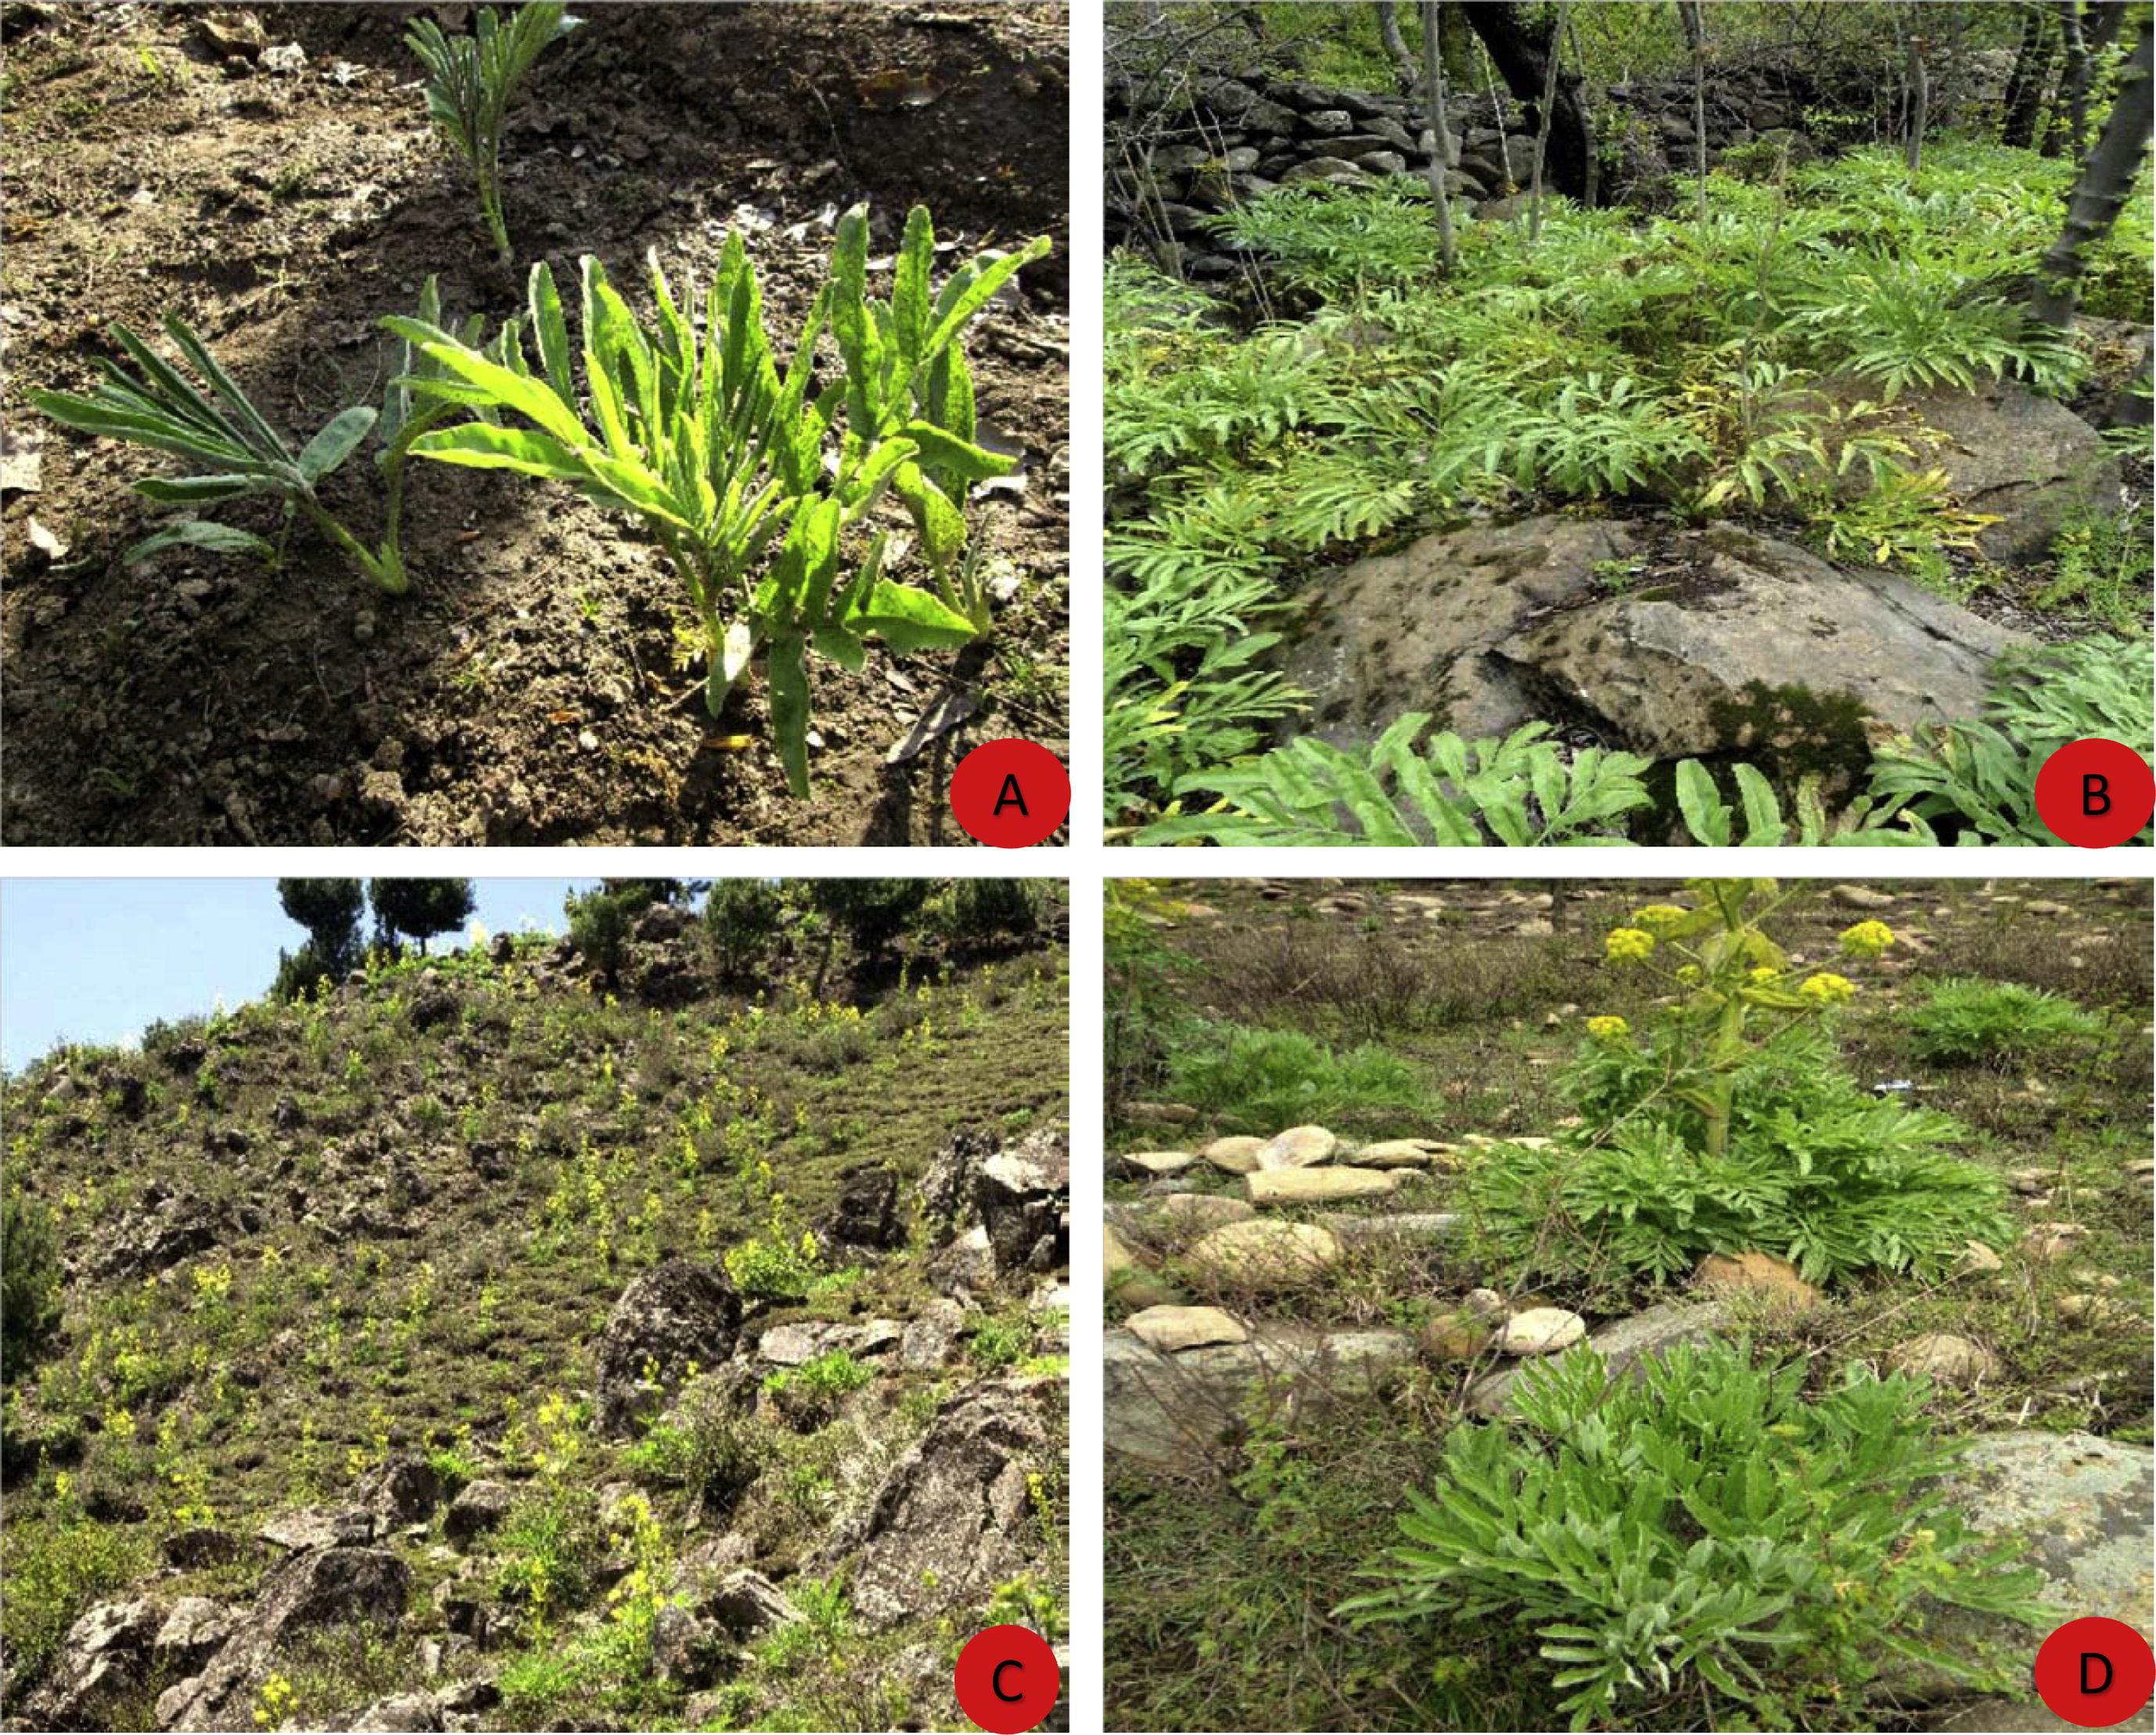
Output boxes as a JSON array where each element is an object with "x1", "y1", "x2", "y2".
[
  {"x1": 1906, "y1": 976, "x2": 2107, "y2": 1066},
  {"x1": 2, "y1": 1191, "x2": 63, "y2": 1386},
  {"x1": 703, "y1": 878, "x2": 788, "y2": 978},
  {"x1": 1867, "y1": 635, "x2": 2154, "y2": 846},
  {"x1": 1161, "y1": 1021, "x2": 1432, "y2": 1135},
  {"x1": 25, "y1": 282, "x2": 487, "y2": 594},
  {"x1": 1338, "y1": 1339, "x2": 2051, "y2": 1731},
  {"x1": 404, "y1": 2, "x2": 581, "y2": 264},
  {"x1": 387, "y1": 207, "x2": 1047, "y2": 793}
]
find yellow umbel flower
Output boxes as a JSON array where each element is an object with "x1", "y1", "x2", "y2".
[
  {"x1": 1798, "y1": 972, "x2": 1856, "y2": 1005},
  {"x1": 1675, "y1": 964, "x2": 1704, "y2": 986},
  {"x1": 1630, "y1": 904, "x2": 1689, "y2": 928},
  {"x1": 1605, "y1": 928, "x2": 1656, "y2": 963},
  {"x1": 1586, "y1": 1016, "x2": 1630, "y2": 1040},
  {"x1": 1839, "y1": 920, "x2": 1895, "y2": 958},
  {"x1": 1747, "y1": 965, "x2": 1780, "y2": 984}
]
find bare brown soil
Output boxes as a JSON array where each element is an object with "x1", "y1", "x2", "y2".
[{"x1": 2, "y1": 2, "x2": 1069, "y2": 844}]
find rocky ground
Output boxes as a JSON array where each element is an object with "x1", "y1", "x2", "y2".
[
  {"x1": 1105, "y1": 877, "x2": 2153, "y2": 1732},
  {"x1": 2, "y1": 900, "x2": 1069, "y2": 1731}
]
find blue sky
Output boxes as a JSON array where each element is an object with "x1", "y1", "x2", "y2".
[{"x1": 0, "y1": 879, "x2": 598, "y2": 1070}]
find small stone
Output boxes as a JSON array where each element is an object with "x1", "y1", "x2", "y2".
[
  {"x1": 2025, "y1": 1223, "x2": 2088, "y2": 1261},
  {"x1": 1831, "y1": 884, "x2": 1896, "y2": 909},
  {"x1": 2022, "y1": 900, "x2": 2072, "y2": 916},
  {"x1": 2054, "y1": 1293, "x2": 2118, "y2": 1327},
  {"x1": 1245, "y1": 1166, "x2": 1399, "y2": 1205},
  {"x1": 1149, "y1": 1194, "x2": 1256, "y2": 1233},
  {"x1": 1423, "y1": 1309, "x2": 1497, "y2": 1360},
  {"x1": 1201, "y1": 1136, "x2": 1266, "y2": 1174},
  {"x1": 1693, "y1": 1251, "x2": 1820, "y2": 1309},
  {"x1": 1126, "y1": 1305, "x2": 1249, "y2": 1352},
  {"x1": 1890, "y1": 1332, "x2": 1998, "y2": 1387},
  {"x1": 1353, "y1": 1139, "x2": 1448, "y2": 1168},
  {"x1": 1498, "y1": 1307, "x2": 1586, "y2": 1356},
  {"x1": 1952, "y1": 1241, "x2": 2006, "y2": 1277},
  {"x1": 1124, "y1": 1102, "x2": 1202, "y2": 1128},
  {"x1": 1464, "y1": 1288, "x2": 1507, "y2": 1317},
  {"x1": 1255, "y1": 1125, "x2": 1338, "y2": 1169},
  {"x1": 1184, "y1": 1220, "x2": 1342, "y2": 1287},
  {"x1": 1116, "y1": 1150, "x2": 1198, "y2": 1179}
]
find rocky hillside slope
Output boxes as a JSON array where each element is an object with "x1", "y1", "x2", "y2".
[{"x1": 2, "y1": 899, "x2": 1069, "y2": 1732}]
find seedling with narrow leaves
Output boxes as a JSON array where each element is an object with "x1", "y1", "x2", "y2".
[
  {"x1": 385, "y1": 203, "x2": 1049, "y2": 794},
  {"x1": 404, "y1": 2, "x2": 581, "y2": 265},
  {"x1": 27, "y1": 281, "x2": 491, "y2": 594}
]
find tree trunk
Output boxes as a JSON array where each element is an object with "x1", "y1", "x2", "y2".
[
  {"x1": 2031, "y1": 14, "x2": 2154, "y2": 327},
  {"x1": 1566, "y1": 11, "x2": 1597, "y2": 209},
  {"x1": 2001, "y1": 4, "x2": 2057, "y2": 147},
  {"x1": 1421, "y1": 1, "x2": 1459, "y2": 274},
  {"x1": 1374, "y1": 2, "x2": 1421, "y2": 95},
  {"x1": 2043, "y1": 0, "x2": 2086, "y2": 156},
  {"x1": 1459, "y1": 0, "x2": 1593, "y2": 203},
  {"x1": 1905, "y1": 13, "x2": 1930, "y2": 173},
  {"x1": 1679, "y1": 1, "x2": 1709, "y2": 229},
  {"x1": 1525, "y1": 13, "x2": 1561, "y2": 242}
]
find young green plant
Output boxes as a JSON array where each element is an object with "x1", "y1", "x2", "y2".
[
  {"x1": 385, "y1": 205, "x2": 1048, "y2": 794},
  {"x1": 404, "y1": 2, "x2": 581, "y2": 264},
  {"x1": 27, "y1": 286, "x2": 486, "y2": 595}
]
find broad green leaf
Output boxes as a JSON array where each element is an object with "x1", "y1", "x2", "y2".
[
  {"x1": 848, "y1": 578, "x2": 979, "y2": 652},
  {"x1": 1674, "y1": 760, "x2": 1730, "y2": 846},
  {"x1": 900, "y1": 419, "x2": 1015, "y2": 483},
  {"x1": 583, "y1": 451, "x2": 695, "y2": 531},
  {"x1": 408, "y1": 422, "x2": 585, "y2": 479},
  {"x1": 767, "y1": 631, "x2": 813, "y2": 797},
  {"x1": 795, "y1": 496, "x2": 846, "y2": 624},
  {"x1": 296, "y1": 404, "x2": 380, "y2": 483},
  {"x1": 922, "y1": 342, "x2": 976, "y2": 446},
  {"x1": 395, "y1": 327, "x2": 590, "y2": 451},
  {"x1": 1732, "y1": 762, "x2": 1785, "y2": 845},
  {"x1": 918, "y1": 233, "x2": 1050, "y2": 368},
  {"x1": 125, "y1": 519, "x2": 277, "y2": 563},
  {"x1": 814, "y1": 625, "x2": 866, "y2": 672},
  {"x1": 829, "y1": 203, "x2": 876, "y2": 429},
  {"x1": 893, "y1": 462, "x2": 965, "y2": 566},
  {"x1": 132, "y1": 473, "x2": 265, "y2": 504},
  {"x1": 893, "y1": 204, "x2": 933, "y2": 370},
  {"x1": 104, "y1": 325, "x2": 258, "y2": 451}
]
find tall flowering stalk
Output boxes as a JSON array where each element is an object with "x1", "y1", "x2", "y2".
[{"x1": 1599, "y1": 879, "x2": 1894, "y2": 1158}]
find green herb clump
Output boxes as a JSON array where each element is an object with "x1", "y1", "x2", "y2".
[
  {"x1": 1906, "y1": 976, "x2": 2107, "y2": 1065},
  {"x1": 1339, "y1": 1339, "x2": 2052, "y2": 1731},
  {"x1": 387, "y1": 205, "x2": 1048, "y2": 794}
]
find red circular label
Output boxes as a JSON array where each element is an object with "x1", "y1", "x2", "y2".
[
  {"x1": 954, "y1": 1625, "x2": 1060, "y2": 1733},
  {"x1": 2034, "y1": 738, "x2": 2155, "y2": 847},
  {"x1": 2033, "y1": 1617, "x2": 2155, "y2": 1726},
  {"x1": 950, "y1": 739, "x2": 1070, "y2": 848}
]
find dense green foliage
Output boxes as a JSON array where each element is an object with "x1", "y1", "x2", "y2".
[
  {"x1": 1338, "y1": 1340, "x2": 2051, "y2": 1730},
  {"x1": 1466, "y1": 1051, "x2": 2014, "y2": 1286},
  {"x1": 1906, "y1": 976, "x2": 2111, "y2": 1065},
  {"x1": 1164, "y1": 1022, "x2": 1435, "y2": 1135},
  {"x1": 1105, "y1": 140, "x2": 2153, "y2": 838},
  {"x1": 704, "y1": 878, "x2": 789, "y2": 978},
  {"x1": 2, "y1": 1191, "x2": 63, "y2": 1386},
  {"x1": 368, "y1": 878, "x2": 477, "y2": 957}
]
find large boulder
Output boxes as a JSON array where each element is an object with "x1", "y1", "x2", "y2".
[
  {"x1": 595, "y1": 1259, "x2": 743, "y2": 1435},
  {"x1": 1831, "y1": 378, "x2": 2123, "y2": 566},
  {"x1": 821, "y1": 1375, "x2": 1060, "y2": 1633},
  {"x1": 161, "y1": 1549, "x2": 411, "y2": 1731},
  {"x1": 25, "y1": 1597, "x2": 163, "y2": 1727},
  {"x1": 921, "y1": 1125, "x2": 1069, "y2": 1277},
  {"x1": 1106, "y1": 1326, "x2": 1415, "y2": 1468},
  {"x1": 1281, "y1": 515, "x2": 2025, "y2": 784},
  {"x1": 1895, "y1": 1432, "x2": 2156, "y2": 1706},
  {"x1": 817, "y1": 1163, "x2": 904, "y2": 1252}
]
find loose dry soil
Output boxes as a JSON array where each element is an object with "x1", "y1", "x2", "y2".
[{"x1": 1, "y1": 2, "x2": 1069, "y2": 844}]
